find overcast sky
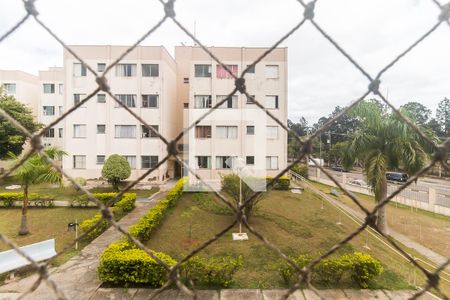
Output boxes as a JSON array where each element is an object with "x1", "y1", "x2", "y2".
[{"x1": 0, "y1": 0, "x2": 449, "y2": 124}]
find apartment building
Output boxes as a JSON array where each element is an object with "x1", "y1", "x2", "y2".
[
  {"x1": 0, "y1": 70, "x2": 39, "y2": 116},
  {"x1": 175, "y1": 46, "x2": 288, "y2": 182},
  {"x1": 62, "y1": 45, "x2": 177, "y2": 181},
  {"x1": 39, "y1": 67, "x2": 65, "y2": 148}
]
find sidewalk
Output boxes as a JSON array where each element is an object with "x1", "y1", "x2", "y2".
[{"x1": 0, "y1": 182, "x2": 175, "y2": 300}]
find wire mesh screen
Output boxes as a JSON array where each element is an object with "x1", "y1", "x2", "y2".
[{"x1": 1, "y1": 0, "x2": 450, "y2": 299}]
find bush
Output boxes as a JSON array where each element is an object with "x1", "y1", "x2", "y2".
[
  {"x1": 0, "y1": 192, "x2": 45, "y2": 207},
  {"x1": 266, "y1": 176, "x2": 290, "y2": 190},
  {"x1": 291, "y1": 163, "x2": 308, "y2": 179},
  {"x1": 73, "y1": 177, "x2": 87, "y2": 190},
  {"x1": 79, "y1": 193, "x2": 136, "y2": 239},
  {"x1": 278, "y1": 252, "x2": 382, "y2": 287},
  {"x1": 98, "y1": 241, "x2": 176, "y2": 286},
  {"x1": 101, "y1": 154, "x2": 131, "y2": 191},
  {"x1": 181, "y1": 256, "x2": 243, "y2": 288},
  {"x1": 129, "y1": 178, "x2": 186, "y2": 241}
]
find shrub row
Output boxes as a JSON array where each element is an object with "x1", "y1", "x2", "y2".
[
  {"x1": 266, "y1": 176, "x2": 291, "y2": 190},
  {"x1": 98, "y1": 178, "x2": 242, "y2": 288},
  {"x1": 79, "y1": 193, "x2": 136, "y2": 240},
  {"x1": 291, "y1": 163, "x2": 308, "y2": 179},
  {"x1": 0, "y1": 192, "x2": 47, "y2": 207},
  {"x1": 279, "y1": 252, "x2": 383, "y2": 288}
]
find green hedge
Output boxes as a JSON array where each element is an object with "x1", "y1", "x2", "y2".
[
  {"x1": 266, "y1": 176, "x2": 290, "y2": 190},
  {"x1": 291, "y1": 163, "x2": 308, "y2": 179},
  {"x1": 0, "y1": 192, "x2": 44, "y2": 207},
  {"x1": 278, "y1": 252, "x2": 383, "y2": 288},
  {"x1": 98, "y1": 241, "x2": 176, "y2": 286},
  {"x1": 79, "y1": 193, "x2": 136, "y2": 239}
]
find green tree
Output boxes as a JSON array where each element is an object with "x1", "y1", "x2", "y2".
[
  {"x1": 400, "y1": 101, "x2": 432, "y2": 126},
  {"x1": 288, "y1": 117, "x2": 308, "y2": 160},
  {"x1": 426, "y1": 118, "x2": 444, "y2": 139},
  {"x1": 101, "y1": 154, "x2": 131, "y2": 191},
  {"x1": 343, "y1": 101, "x2": 433, "y2": 234},
  {"x1": 436, "y1": 97, "x2": 450, "y2": 136},
  {"x1": 10, "y1": 147, "x2": 66, "y2": 235},
  {"x1": 0, "y1": 91, "x2": 41, "y2": 159}
]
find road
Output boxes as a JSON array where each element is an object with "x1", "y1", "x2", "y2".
[{"x1": 308, "y1": 167, "x2": 450, "y2": 207}]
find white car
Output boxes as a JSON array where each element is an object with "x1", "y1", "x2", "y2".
[{"x1": 348, "y1": 179, "x2": 369, "y2": 188}]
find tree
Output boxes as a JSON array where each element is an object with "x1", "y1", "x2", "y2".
[
  {"x1": 400, "y1": 102, "x2": 432, "y2": 126},
  {"x1": 426, "y1": 118, "x2": 444, "y2": 138},
  {"x1": 288, "y1": 117, "x2": 308, "y2": 159},
  {"x1": 436, "y1": 97, "x2": 450, "y2": 137},
  {"x1": 101, "y1": 154, "x2": 131, "y2": 191},
  {"x1": 10, "y1": 147, "x2": 66, "y2": 235},
  {"x1": 342, "y1": 101, "x2": 433, "y2": 235},
  {"x1": 0, "y1": 91, "x2": 41, "y2": 159}
]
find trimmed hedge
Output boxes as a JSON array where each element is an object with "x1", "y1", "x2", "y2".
[
  {"x1": 266, "y1": 176, "x2": 290, "y2": 190},
  {"x1": 291, "y1": 163, "x2": 308, "y2": 179},
  {"x1": 278, "y1": 252, "x2": 383, "y2": 288},
  {"x1": 79, "y1": 193, "x2": 136, "y2": 239},
  {"x1": 98, "y1": 241, "x2": 176, "y2": 286},
  {"x1": 0, "y1": 192, "x2": 44, "y2": 207}
]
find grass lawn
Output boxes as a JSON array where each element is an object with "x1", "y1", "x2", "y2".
[
  {"x1": 0, "y1": 207, "x2": 98, "y2": 266},
  {"x1": 145, "y1": 189, "x2": 434, "y2": 291},
  {"x1": 310, "y1": 181, "x2": 450, "y2": 258}
]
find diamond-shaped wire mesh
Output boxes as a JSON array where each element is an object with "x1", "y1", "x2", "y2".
[{"x1": 0, "y1": 0, "x2": 450, "y2": 299}]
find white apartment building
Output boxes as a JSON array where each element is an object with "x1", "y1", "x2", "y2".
[
  {"x1": 175, "y1": 46, "x2": 288, "y2": 182},
  {"x1": 62, "y1": 45, "x2": 177, "y2": 181},
  {"x1": 0, "y1": 70, "x2": 39, "y2": 116},
  {"x1": 39, "y1": 67, "x2": 65, "y2": 148}
]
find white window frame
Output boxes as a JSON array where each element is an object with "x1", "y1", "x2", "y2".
[
  {"x1": 73, "y1": 63, "x2": 87, "y2": 77},
  {"x1": 43, "y1": 128, "x2": 55, "y2": 138},
  {"x1": 96, "y1": 155, "x2": 105, "y2": 165},
  {"x1": 246, "y1": 126, "x2": 255, "y2": 135},
  {"x1": 74, "y1": 94, "x2": 86, "y2": 105},
  {"x1": 115, "y1": 64, "x2": 136, "y2": 77},
  {"x1": 3, "y1": 83, "x2": 16, "y2": 94},
  {"x1": 141, "y1": 156, "x2": 159, "y2": 169},
  {"x1": 97, "y1": 124, "x2": 106, "y2": 134},
  {"x1": 265, "y1": 95, "x2": 279, "y2": 109},
  {"x1": 73, "y1": 155, "x2": 86, "y2": 169},
  {"x1": 194, "y1": 64, "x2": 212, "y2": 77},
  {"x1": 216, "y1": 156, "x2": 236, "y2": 169},
  {"x1": 266, "y1": 126, "x2": 279, "y2": 140},
  {"x1": 115, "y1": 125, "x2": 136, "y2": 138},
  {"x1": 141, "y1": 125, "x2": 159, "y2": 138},
  {"x1": 216, "y1": 126, "x2": 238, "y2": 139},
  {"x1": 217, "y1": 95, "x2": 238, "y2": 109},
  {"x1": 194, "y1": 95, "x2": 212, "y2": 108},
  {"x1": 73, "y1": 124, "x2": 87, "y2": 138},
  {"x1": 266, "y1": 156, "x2": 278, "y2": 170},
  {"x1": 115, "y1": 94, "x2": 136, "y2": 107},
  {"x1": 123, "y1": 156, "x2": 136, "y2": 169},
  {"x1": 196, "y1": 156, "x2": 211, "y2": 169},
  {"x1": 43, "y1": 84, "x2": 55, "y2": 94},
  {"x1": 142, "y1": 94, "x2": 158, "y2": 108},
  {"x1": 97, "y1": 94, "x2": 106, "y2": 103},
  {"x1": 265, "y1": 65, "x2": 279, "y2": 79},
  {"x1": 195, "y1": 126, "x2": 212, "y2": 138},
  {"x1": 42, "y1": 106, "x2": 55, "y2": 116},
  {"x1": 142, "y1": 64, "x2": 159, "y2": 77}
]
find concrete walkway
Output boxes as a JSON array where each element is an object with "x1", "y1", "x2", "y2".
[
  {"x1": 300, "y1": 180, "x2": 450, "y2": 272},
  {"x1": 0, "y1": 182, "x2": 176, "y2": 300}
]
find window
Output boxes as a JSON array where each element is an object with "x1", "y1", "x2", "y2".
[
  {"x1": 265, "y1": 65, "x2": 279, "y2": 79},
  {"x1": 43, "y1": 84, "x2": 55, "y2": 94},
  {"x1": 58, "y1": 84, "x2": 64, "y2": 95},
  {"x1": 58, "y1": 106, "x2": 63, "y2": 115},
  {"x1": 141, "y1": 125, "x2": 159, "y2": 138},
  {"x1": 73, "y1": 155, "x2": 86, "y2": 169},
  {"x1": 3, "y1": 83, "x2": 16, "y2": 94},
  {"x1": 141, "y1": 156, "x2": 159, "y2": 169},
  {"x1": 267, "y1": 126, "x2": 278, "y2": 139},
  {"x1": 115, "y1": 64, "x2": 136, "y2": 77},
  {"x1": 58, "y1": 128, "x2": 63, "y2": 138},
  {"x1": 115, "y1": 125, "x2": 136, "y2": 138},
  {"x1": 183, "y1": 77, "x2": 189, "y2": 83},
  {"x1": 217, "y1": 95, "x2": 238, "y2": 109},
  {"x1": 115, "y1": 94, "x2": 136, "y2": 107},
  {"x1": 73, "y1": 124, "x2": 87, "y2": 138},
  {"x1": 195, "y1": 126, "x2": 211, "y2": 138},
  {"x1": 266, "y1": 156, "x2": 278, "y2": 170},
  {"x1": 97, "y1": 63, "x2": 106, "y2": 72},
  {"x1": 97, "y1": 124, "x2": 106, "y2": 134},
  {"x1": 196, "y1": 156, "x2": 211, "y2": 169},
  {"x1": 194, "y1": 64, "x2": 211, "y2": 77},
  {"x1": 216, "y1": 126, "x2": 238, "y2": 139},
  {"x1": 266, "y1": 95, "x2": 279, "y2": 109},
  {"x1": 42, "y1": 106, "x2": 55, "y2": 116},
  {"x1": 43, "y1": 128, "x2": 55, "y2": 138},
  {"x1": 246, "y1": 156, "x2": 255, "y2": 165},
  {"x1": 123, "y1": 156, "x2": 136, "y2": 169},
  {"x1": 246, "y1": 94, "x2": 256, "y2": 104},
  {"x1": 74, "y1": 94, "x2": 86, "y2": 105},
  {"x1": 142, "y1": 95, "x2": 158, "y2": 108},
  {"x1": 246, "y1": 64, "x2": 255, "y2": 73},
  {"x1": 216, "y1": 156, "x2": 235, "y2": 169},
  {"x1": 216, "y1": 64, "x2": 238, "y2": 79},
  {"x1": 73, "y1": 63, "x2": 87, "y2": 77},
  {"x1": 194, "y1": 95, "x2": 211, "y2": 108},
  {"x1": 97, "y1": 94, "x2": 106, "y2": 103},
  {"x1": 96, "y1": 155, "x2": 105, "y2": 165},
  {"x1": 246, "y1": 126, "x2": 255, "y2": 135},
  {"x1": 142, "y1": 64, "x2": 159, "y2": 77}
]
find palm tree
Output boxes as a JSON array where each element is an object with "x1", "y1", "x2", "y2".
[
  {"x1": 343, "y1": 100, "x2": 434, "y2": 235},
  {"x1": 9, "y1": 147, "x2": 66, "y2": 235}
]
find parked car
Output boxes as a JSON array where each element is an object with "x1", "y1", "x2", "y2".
[
  {"x1": 331, "y1": 164, "x2": 348, "y2": 172},
  {"x1": 386, "y1": 172, "x2": 408, "y2": 183},
  {"x1": 348, "y1": 179, "x2": 369, "y2": 188}
]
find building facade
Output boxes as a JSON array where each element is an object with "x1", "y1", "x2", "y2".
[{"x1": 0, "y1": 70, "x2": 39, "y2": 116}]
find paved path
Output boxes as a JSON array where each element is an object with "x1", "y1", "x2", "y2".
[
  {"x1": 299, "y1": 179, "x2": 450, "y2": 272},
  {"x1": 0, "y1": 181, "x2": 176, "y2": 300}
]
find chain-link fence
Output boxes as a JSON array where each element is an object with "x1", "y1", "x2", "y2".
[{"x1": 1, "y1": 0, "x2": 450, "y2": 299}]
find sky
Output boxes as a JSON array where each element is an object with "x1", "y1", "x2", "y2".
[{"x1": 0, "y1": 0, "x2": 449, "y2": 125}]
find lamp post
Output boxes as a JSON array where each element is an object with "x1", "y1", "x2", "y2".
[{"x1": 232, "y1": 157, "x2": 249, "y2": 241}]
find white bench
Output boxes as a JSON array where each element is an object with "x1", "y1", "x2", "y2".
[{"x1": 0, "y1": 239, "x2": 57, "y2": 274}]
